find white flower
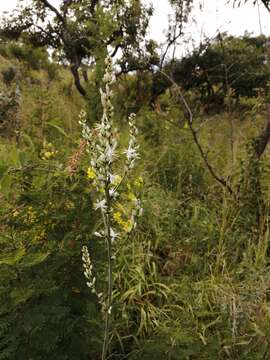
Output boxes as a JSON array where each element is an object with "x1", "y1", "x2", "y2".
[
  {"x1": 109, "y1": 188, "x2": 119, "y2": 199},
  {"x1": 105, "y1": 145, "x2": 115, "y2": 163},
  {"x1": 95, "y1": 199, "x2": 107, "y2": 211},
  {"x1": 110, "y1": 227, "x2": 118, "y2": 242},
  {"x1": 124, "y1": 147, "x2": 139, "y2": 161},
  {"x1": 82, "y1": 246, "x2": 97, "y2": 294},
  {"x1": 100, "y1": 89, "x2": 107, "y2": 108},
  {"x1": 94, "y1": 231, "x2": 104, "y2": 238}
]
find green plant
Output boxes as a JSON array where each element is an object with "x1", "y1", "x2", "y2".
[
  {"x1": 80, "y1": 56, "x2": 143, "y2": 360},
  {"x1": 1, "y1": 66, "x2": 16, "y2": 85}
]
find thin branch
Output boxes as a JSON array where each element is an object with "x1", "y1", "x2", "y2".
[
  {"x1": 157, "y1": 69, "x2": 234, "y2": 195},
  {"x1": 40, "y1": 0, "x2": 65, "y2": 23},
  {"x1": 110, "y1": 44, "x2": 121, "y2": 58},
  {"x1": 160, "y1": 26, "x2": 183, "y2": 69},
  {"x1": 261, "y1": 0, "x2": 270, "y2": 13}
]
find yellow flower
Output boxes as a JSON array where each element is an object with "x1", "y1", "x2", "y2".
[
  {"x1": 134, "y1": 176, "x2": 143, "y2": 188},
  {"x1": 113, "y1": 211, "x2": 123, "y2": 224},
  {"x1": 127, "y1": 192, "x2": 136, "y2": 202},
  {"x1": 43, "y1": 151, "x2": 53, "y2": 160},
  {"x1": 122, "y1": 220, "x2": 133, "y2": 233},
  {"x1": 87, "y1": 167, "x2": 96, "y2": 180}
]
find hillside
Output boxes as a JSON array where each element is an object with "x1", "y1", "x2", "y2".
[{"x1": 1, "y1": 43, "x2": 270, "y2": 360}]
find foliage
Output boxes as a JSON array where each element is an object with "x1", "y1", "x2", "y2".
[
  {"x1": 1, "y1": 21, "x2": 270, "y2": 360},
  {"x1": 0, "y1": 84, "x2": 21, "y2": 137},
  {"x1": 154, "y1": 34, "x2": 270, "y2": 111},
  {"x1": 0, "y1": 0, "x2": 158, "y2": 97},
  {"x1": 232, "y1": 0, "x2": 270, "y2": 13}
]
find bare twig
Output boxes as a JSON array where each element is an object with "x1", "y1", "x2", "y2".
[
  {"x1": 40, "y1": 0, "x2": 65, "y2": 23},
  {"x1": 261, "y1": 0, "x2": 270, "y2": 13},
  {"x1": 160, "y1": 25, "x2": 183, "y2": 69},
  {"x1": 157, "y1": 69, "x2": 234, "y2": 195}
]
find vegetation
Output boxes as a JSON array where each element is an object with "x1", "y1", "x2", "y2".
[
  {"x1": 0, "y1": 1, "x2": 270, "y2": 359},
  {"x1": 0, "y1": 0, "x2": 158, "y2": 97}
]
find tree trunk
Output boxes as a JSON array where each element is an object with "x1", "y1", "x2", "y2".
[
  {"x1": 82, "y1": 69, "x2": 89, "y2": 83},
  {"x1": 70, "y1": 63, "x2": 87, "y2": 97}
]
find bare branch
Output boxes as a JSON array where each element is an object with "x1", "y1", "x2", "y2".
[
  {"x1": 157, "y1": 69, "x2": 234, "y2": 195},
  {"x1": 261, "y1": 0, "x2": 270, "y2": 13},
  {"x1": 160, "y1": 25, "x2": 183, "y2": 69},
  {"x1": 40, "y1": 0, "x2": 65, "y2": 23}
]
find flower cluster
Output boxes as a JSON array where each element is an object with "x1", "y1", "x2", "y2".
[
  {"x1": 80, "y1": 54, "x2": 144, "y2": 360},
  {"x1": 113, "y1": 211, "x2": 133, "y2": 233},
  {"x1": 79, "y1": 57, "x2": 119, "y2": 210},
  {"x1": 80, "y1": 54, "x2": 143, "y2": 316},
  {"x1": 125, "y1": 113, "x2": 140, "y2": 170},
  {"x1": 41, "y1": 141, "x2": 58, "y2": 160},
  {"x1": 82, "y1": 245, "x2": 96, "y2": 293}
]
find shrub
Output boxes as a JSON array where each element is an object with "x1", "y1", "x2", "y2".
[{"x1": 1, "y1": 66, "x2": 16, "y2": 85}]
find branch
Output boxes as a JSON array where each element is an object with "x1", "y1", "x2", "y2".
[
  {"x1": 110, "y1": 44, "x2": 121, "y2": 58},
  {"x1": 90, "y1": 0, "x2": 100, "y2": 14},
  {"x1": 31, "y1": 24, "x2": 58, "y2": 46},
  {"x1": 40, "y1": 0, "x2": 65, "y2": 23},
  {"x1": 71, "y1": 63, "x2": 87, "y2": 97},
  {"x1": 255, "y1": 105, "x2": 270, "y2": 157},
  {"x1": 61, "y1": 0, "x2": 72, "y2": 19},
  {"x1": 261, "y1": 0, "x2": 270, "y2": 13},
  {"x1": 160, "y1": 25, "x2": 183, "y2": 69},
  {"x1": 157, "y1": 69, "x2": 234, "y2": 195}
]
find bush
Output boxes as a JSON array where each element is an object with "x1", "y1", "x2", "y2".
[{"x1": 1, "y1": 66, "x2": 16, "y2": 85}]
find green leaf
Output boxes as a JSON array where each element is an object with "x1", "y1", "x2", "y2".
[
  {"x1": 0, "y1": 248, "x2": 26, "y2": 266},
  {"x1": 8, "y1": 147, "x2": 21, "y2": 167},
  {"x1": 32, "y1": 174, "x2": 47, "y2": 189},
  {"x1": 22, "y1": 252, "x2": 50, "y2": 267},
  {"x1": 10, "y1": 287, "x2": 34, "y2": 305},
  {"x1": 0, "y1": 174, "x2": 11, "y2": 198},
  {"x1": 21, "y1": 133, "x2": 35, "y2": 152},
  {"x1": 46, "y1": 122, "x2": 69, "y2": 138},
  {"x1": 0, "y1": 165, "x2": 9, "y2": 179}
]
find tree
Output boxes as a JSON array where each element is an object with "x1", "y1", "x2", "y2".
[
  {"x1": 232, "y1": 0, "x2": 270, "y2": 13},
  {"x1": 0, "y1": 0, "x2": 157, "y2": 97},
  {"x1": 153, "y1": 34, "x2": 270, "y2": 109},
  {"x1": 160, "y1": 0, "x2": 194, "y2": 68}
]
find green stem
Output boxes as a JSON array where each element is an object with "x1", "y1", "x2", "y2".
[{"x1": 102, "y1": 183, "x2": 112, "y2": 360}]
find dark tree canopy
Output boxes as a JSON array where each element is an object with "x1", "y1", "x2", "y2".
[
  {"x1": 232, "y1": 0, "x2": 270, "y2": 13},
  {"x1": 0, "y1": 0, "x2": 158, "y2": 97},
  {"x1": 152, "y1": 34, "x2": 270, "y2": 109}
]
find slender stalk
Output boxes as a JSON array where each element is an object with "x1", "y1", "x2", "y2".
[{"x1": 102, "y1": 182, "x2": 113, "y2": 360}]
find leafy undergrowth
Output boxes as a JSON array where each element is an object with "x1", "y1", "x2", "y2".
[{"x1": 0, "y1": 51, "x2": 270, "y2": 360}]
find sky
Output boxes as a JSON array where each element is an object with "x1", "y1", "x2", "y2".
[{"x1": 0, "y1": 0, "x2": 269, "y2": 55}]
